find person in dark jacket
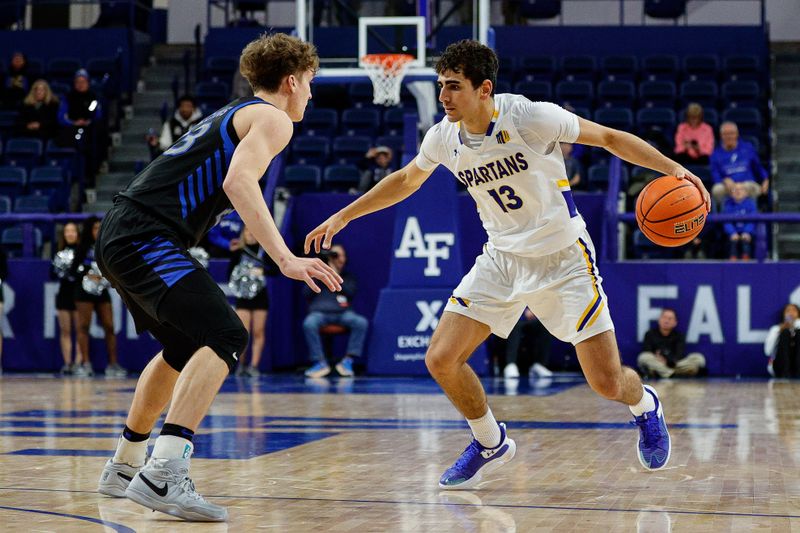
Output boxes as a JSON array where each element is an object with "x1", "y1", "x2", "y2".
[
  {"x1": 764, "y1": 303, "x2": 800, "y2": 378},
  {"x1": 53, "y1": 221, "x2": 82, "y2": 374},
  {"x1": 303, "y1": 244, "x2": 367, "y2": 378},
  {"x1": 57, "y1": 69, "x2": 105, "y2": 185},
  {"x1": 3, "y1": 52, "x2": 29, "y2": 110},
  {"x1": 637, "y1": 308, "x2": 706, "y2": 378},
  {"x1": 17, "y1": 79, "x2": 60, "y2": 140},
  {"x1": 146, "y1": 95, "x2": 203, "y2": 160}
]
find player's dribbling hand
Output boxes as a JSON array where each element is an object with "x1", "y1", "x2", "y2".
[
  {"x1": 281, "y1": 256, "x2": 343, "y2": 293},
  {"x1": 674, "y1": 166, "x2": 711, "y2": 213},
  {"x1": 304, "y1": 213, "x2": 348, "y2": 254}
]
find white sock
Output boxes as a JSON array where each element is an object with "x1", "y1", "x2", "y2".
[
  {"x1": 113, "y1": 436, "x2": 148, "y2": 467},
  {"x1": 467, "y1": 408, "x2": 502, "y2": 448},
  {"x1": 152, "y1": 435, "x2": 194, "y2": 460},
  {"x1": 629, "y1": 386, "x2": 657, "y2": 416}
]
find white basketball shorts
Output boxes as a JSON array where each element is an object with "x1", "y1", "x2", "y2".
[{"x1": 443, "y1": 229, "x2": 614, "y2": 345}]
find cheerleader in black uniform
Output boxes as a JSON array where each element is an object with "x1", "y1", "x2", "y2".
[
  {"x1": 73, "y1": 216, "x2": 121, "y2": 377},
  {"x1": 53, "y1": 222, "x2": 82, "y2": 374},
  {"x1": 228, "y1": 226, "x2": 276, "y2": 377}
]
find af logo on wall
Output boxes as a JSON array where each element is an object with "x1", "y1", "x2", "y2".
[{"x1": 394, "y1": 217, "x2": 455, "y2": 277}]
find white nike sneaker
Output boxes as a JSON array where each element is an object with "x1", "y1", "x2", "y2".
[
  {"x1": 125, "y1": 457, "x2": 227, "y2": 522},
  {"x1": 98, "y1": 459, "x2": 139, "y2": 497}
]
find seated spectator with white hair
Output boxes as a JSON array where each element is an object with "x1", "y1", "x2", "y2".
[{"x1": 710, "y1": 121, "x2": 769, "y2": 205}]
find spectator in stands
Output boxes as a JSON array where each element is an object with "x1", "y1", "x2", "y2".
[
  {"x1": 358, "y1": 145, "x2": 395, "y2": 192},
  {"x1": 72, "y1": 216, "x2": 122, "y2": 377},
  {"x1": 53, "y1": 222, "x2": 81, "y2": 375},
  {"x1": 228, "y1": 226, "x2": 278, "y2": 377},
  {"x1": 205, "y1": 211, "x2": 244, "y2": 257},
  {"x1": 710, "y1": 121, "x2": 769, "y2": 205},
  {"x1": 146, "y1": 95, "x2": 202, "y2": 159},
  {"x1": 58, "y1": 69, "x2": 106, "y2": 186},
  {"x1": 503, "y1": 308, "x2": 553, "y2": 379},
  {"x1": 638, "y1": 308, "x2": 706, "y2": 378},
  {"x1": 303, "y1": 244, "x2": 367, "y2": 378},
  {"x1": 674, "y1": 103, "x2": 714, "y2": 165},
  {"x1": 561, "y1": 142, "x2": 582, "y2": 189},
  {"x1": 17, "y1": 79, "x2": 60, "y2": 140},
  {"x1": 764, "y1": 303, "x2": 800, "y2": 378},
  {"x1": 2, "y1": 52, "x2": 29, "y2": 110},
  {"x1": 722, "y1": 182, "x2": 757, "y2": 261}
]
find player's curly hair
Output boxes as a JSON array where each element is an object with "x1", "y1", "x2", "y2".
[
  {"x1": 240, "y1": 33, "x2": 319, "y2": 93},
  {"x1": 435, "y1": 40, "x2": 498, "y2": 95}
]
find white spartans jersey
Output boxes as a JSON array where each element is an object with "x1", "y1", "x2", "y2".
[{"x1": 415, "y1": 93, "x2": 586, "y2": 257}]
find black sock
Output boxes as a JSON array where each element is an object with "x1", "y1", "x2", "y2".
[
  {"x1": 122, "y1": 425, "x2": 150, "y2": 442},
  {"x1": 160, "y1": 423, "x2": 195, "y2": 442}
]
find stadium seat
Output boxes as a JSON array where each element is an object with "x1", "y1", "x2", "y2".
[
  {"x1": 497, "y1": 57, "x2": 517, "y2": 85},
  {"x1": 722, "y1": 81, "x2": 760, "y2": 109},
  {"x1": 518, "y1": 56, "x2": 556, "y2": 82},
  {"x1": 301, "y1": 108, "x2": 338, "y2": 137},
  {"x1": 597, "y1": 80, "x2": 635, "y2": 108},
  {"x1": 323, "y1": 164, "x2": 361, "y2": 191},
  {"x1": 205, "y1": 56, "x2": 238, "y2": 82},
  {"x1": 195, "y1": 81, "x2": 230, "y2": 110},
  {"x1": 348, "y1": 82, "x2": 375, "y2": 108},
  {"x1": 678, "y1": 107, "x2": 718, "y2": 130},
  {"x1": 639, "y1": 80, "x2": 676, "y2": 108},
  {"x1": 722, "y1": 108, "x2": 762, "y2": 139},
  {"x1": 0, "y1": 166, "x2": 26, "y2": 201},
  {"x1": 86, "y1": 57, "x2": 118, "y2": 79},
  {"x1": 642, "y1": 55, "x2": 679, "y2": 82},
  {"x1": 45, "y1": 140, "x2": 78, "y2": 178},
  {"x1": 555, "y1": 80, "x2": 593, "y2": 109},
  {"x1": 0, "y1": 111, "x2": 16, "y2": 141},
  {"x1": 375, "y1": 135, "x2": 404, "y2": 158},
  {"x1": 29, "y1": 166, "x2": 67, "y2": 209},
  {"x1": 382, "y1": 108, "x2": 406, "y2": 135},
  {"x1": 679, "y1": 80, "x2": 718, "y2": 109},
  {"x1": 4, "y1": 138, "x2": 42, "y2": 171},
  {"x1": 514, "y1": 81, "x2": 552, "y2": 102},
  {"x1": 47, "y1": 57, "x2": 82, "y2": 84},
  {"x1": 723, "y1": 55, "x2": 760, "y2": 82},
  {"x1": 683, "y1": 55, "x2": 719, "y2": 82},
  {"x1": 0, "y1": 195, "x2": 10, "y2": 214},
  {"x1": 600, "y1": 55, "x2": 637, "y2": 82},
  {"x1": 14, "y1": 194, "x2": 50, "y2": 213},
  {"x1": 632, "y1": 229, "x2": 674, "y2": 259},
  {"x1": 561, "y1": 55, "x2": 596, "y2": 82},
  {"x1": 332, "y1": 136, "x2": 371, "y2": 165},
  {"x1": 291, "y1": 137, "x2": 329, "y2": 166},
  {"x1": 49, "y1": 81, "x2": 71, "y2": 98},
  {"x1": 1, "y1": 225, "x2": 43, "y2": 257},
  {"x1": 284, "y1": 164, "x2": 321, "y2": 193},
  {"x1": 587, "y1": 164, "x2": 629, "y2": 191},
  {"x1": 636, "y1": 108, "x2": 676, "y2": 136},
  {"x1": 25, "y1": 58, "x2": 44, "y2": 79},
  {"x1": 593, "y1": 108, "x2": 634, "y2": 132},
  {"x1": 341, "y1": 108, "x2": 380, "y2": 137}
]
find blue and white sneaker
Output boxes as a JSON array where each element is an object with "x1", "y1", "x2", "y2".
[
  {"x1": 335, "y1": 357, "x2": 354, "y2": 377},
  {"x1": 632, "y1": 384, "x2": 671, "y2": 470},
  {"x1": 305, "y1": 361, "x2": 331, "y2": 378},
  {"x1": 439, "y1": 422, "x2": 516, "y2": 490}
]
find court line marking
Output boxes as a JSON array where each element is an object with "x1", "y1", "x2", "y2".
[
  {"x1": 0, "y1": 504, "x2": 135, "y2": 532},
  {"x1": 1, "y1": 486, "x2": 798, "y2": 520}
]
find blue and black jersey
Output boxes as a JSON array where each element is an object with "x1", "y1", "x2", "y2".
[{"x1": 117, "y1": 96, "x2": 272, "y2": 247}]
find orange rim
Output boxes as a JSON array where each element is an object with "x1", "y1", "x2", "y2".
[{"x1": 362, "y1": 53, "x2": 415, "y2": 71}]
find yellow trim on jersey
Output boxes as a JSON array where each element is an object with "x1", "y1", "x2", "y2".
[
  {"x1": 557, "y1": 179, "x2": 570, "y2": 189},
  {"x1": 575, "y1": 239, "x2": 602, "y2": 332}
]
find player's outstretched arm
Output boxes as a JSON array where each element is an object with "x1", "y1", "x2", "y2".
[
  {"x1": 224, "y1": 106, "x2": 342, "y2": 293},
  {"x1": 304, "y1": 159, "x2": 434, "y2": 254},
  {"x1": 576, "y1": 117, "x2": 711, "y2": 212}
]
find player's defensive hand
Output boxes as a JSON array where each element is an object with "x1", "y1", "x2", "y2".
[
  {"x1": 674, "y1": 166, "x2": 711, "y2": 213},
  {"x1": 304, "y1": 213, "x2": 348, "y2": 254},
  {"x1": 281, "y1": 255, "x2": 343, "y2": 293}
]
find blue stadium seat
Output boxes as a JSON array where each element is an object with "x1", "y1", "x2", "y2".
[
  {"x1": 0, "y1": 111, "x2": 16, "y2": 141},
  {"x1": 570, "y1": 107, "x2": 591, "y2": 120},
  {"x1": 593, "y1": 108, "x2": 634, "y2": 132},
  {"x1": 679, "y1": 80, "x2": 718, "y2": 109},
  {"x1": 205, "y1": 56, "x2": 238, "y2": 82},
  {"x1": 14, "y1": 194, "x2": 50, "y2": 213},
  {"x1": 45, "y1": 140, "x2": 77, "y2": 178},
  {"x1": 302, "y1": 108, "x2": 338, "y2": 137},
  {"x1": 86, "y1": 57, "x2": 118, "y2": 79},
  {"x1": 0, "y1": 195, "x2": 10, "y2": 214},
  {"x1": 376, "y1": 135, "x2": 404, "y2": 158},
  {"x1": 497, "y1": 56, "x2": 517, "y2": 85},
  {"x1": 332, "y1": 136, "x2": 371, "y2": 165},
  {"x1": 636, "y1": 108, "x2": 676, "y2": 136},
  {"x1": 600, "y1": 55, "x2": 637, "y2": 82},
  {"x1": 642, "y1": 55, "x2": 679, "y2": 82},
  {"x1": 47, "y1": 57, "x2": 82, "y2": 83},
  {"x1": 723, "y1": 55, "x2": 760, "y2": 82},
  {"x1": 722, "y1": 81, "x2": 760, "y2": 109},
  {"x1": 722, "y1": 108, "x2": 762, "y2": 136},
  {"x1": 683, "y1": 55, "x2": 719, "y2": 82},
  {"x1": 284, "y1": 164, "x2": 321, "y2": 193},
  {"x1": 632, "y1": 228, "x2": 674, "y2": 259},
  {"x1": 678, "y1": 107, "x2": 718, "y2": 130},
  {"x1": 638, "y1": 80, "x2": 676, "y2": 108},
  {"x1": 519, "y1": 56, "x2": 556, "y2": 82},
  {"x1": 514, "y1": 81, "x2": 552, "y2": 102},
  {"x1": 555, "y1": 81, "x2": 593, "y2": 109},
  {"x1": 341, "y1": 108, "x2": 380, "y2": 137},
  {"x1": 587, "y1": 164, "x2": 629, "y2": 191},
  {"x1": 1, "y1": 225, "x2": 43, "y2": 257},
  {"x1": 291, "y1": 137, "x2": 329, "y2": 166},
  {"x1": 26, "y1": 58, "x2": 44, "y2": 79},
  {"x1": 382, "y1": 107, "x2": 406, "y2": 135},
  {"x1": 348, "y1": 82, "x2": 375, "y2": 108},
  {"x1": 195, "y1": 81, "x2": 230, "y2": 111},
  {"x1": 322, "y1": 164, "x2": 361, "y2": 191},
  {"x1": 4, "y1": 138, "x2": 42, "y2": 171},
  {"x1": 597, "y1": 80, "x2": 635, "y2": 108},
  {"x1": 49, "y1": 81, "x2": 71, "y2": 98},
  {"x1": 561, "y1": 55, "x2": 596, "y2": 82},
  {"x1": 29, "y1": 166, "x2": 67, "y2": 209},
  {"x1": 0, "y1": 166, "x2": 26, "y2": 201}
]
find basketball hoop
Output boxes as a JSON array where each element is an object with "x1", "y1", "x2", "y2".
[{"x1": 361, "y1": 53, "x2": 414, "y2": 106}]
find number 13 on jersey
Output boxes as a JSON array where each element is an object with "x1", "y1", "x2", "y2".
[{"x1": 487, "y1": 185, "x2": 523, "y2": 212}]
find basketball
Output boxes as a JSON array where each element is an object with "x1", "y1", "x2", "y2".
[{"x1": 635, "y1": 176, "x2": 707, "y2": 247}]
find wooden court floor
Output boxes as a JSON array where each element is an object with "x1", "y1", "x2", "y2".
[{"x1": 1, "y1": 374, "x2": 799, "y2": 532}]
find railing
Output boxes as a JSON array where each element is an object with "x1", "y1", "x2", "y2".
[{"x1": 0, "y1": 213, "x2": 102, "y2": 257}]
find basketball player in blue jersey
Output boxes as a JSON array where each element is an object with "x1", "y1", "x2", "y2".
[
  {"x1": 95, "y1": 33, "x2": 342, "y2": 521},
  {"x1": 307, "y1": 40, "x2": 710, "y2": 490}
]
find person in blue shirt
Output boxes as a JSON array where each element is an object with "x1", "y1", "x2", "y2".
[
  {"x1": 204, "y1": 211, "x2": 244, "y2": 257},
  {"x1": 722, "y1": 182, "x2": 758, "y2": 260},
  {"x1": 710, "y1": 121, "x2": 769, "y2": 206}
]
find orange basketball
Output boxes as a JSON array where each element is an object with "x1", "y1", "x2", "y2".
[{"x1": 635, "y1": 175, "x2": 707, "y2": 247}]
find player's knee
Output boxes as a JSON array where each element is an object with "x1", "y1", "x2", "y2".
[
  {"x1": 589, "y1": 374, "x2": 623, "y2": 400},
  {"x1": 206, "y1": 323, "x2": 249, "y2": 373},
  {"x1": 425, "y1": 348, "x2": 455, "y2": 377}
]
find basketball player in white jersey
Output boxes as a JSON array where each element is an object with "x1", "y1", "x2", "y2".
[{"x1": 306, "y1": 40, "x2": 710, "y2": 489}]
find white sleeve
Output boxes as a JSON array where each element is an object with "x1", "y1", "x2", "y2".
[
  {"x1": 415, "y1": 124, "x2": 446, "y2": 172},
  {"x1": 764, "y1": 325, "x2": 781, "y2": 357},
  {"x1": 515, "y1": 99, "x2": 580, "y2": 146}
]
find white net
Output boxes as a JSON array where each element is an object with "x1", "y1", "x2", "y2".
[{"x1": 362, "y1": 54, "x2": 414, "y2": 106}]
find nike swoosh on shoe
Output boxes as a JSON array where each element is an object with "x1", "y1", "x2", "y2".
[{"x1": 139, "y1": 474, "x2": 169, "y2": 497}]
